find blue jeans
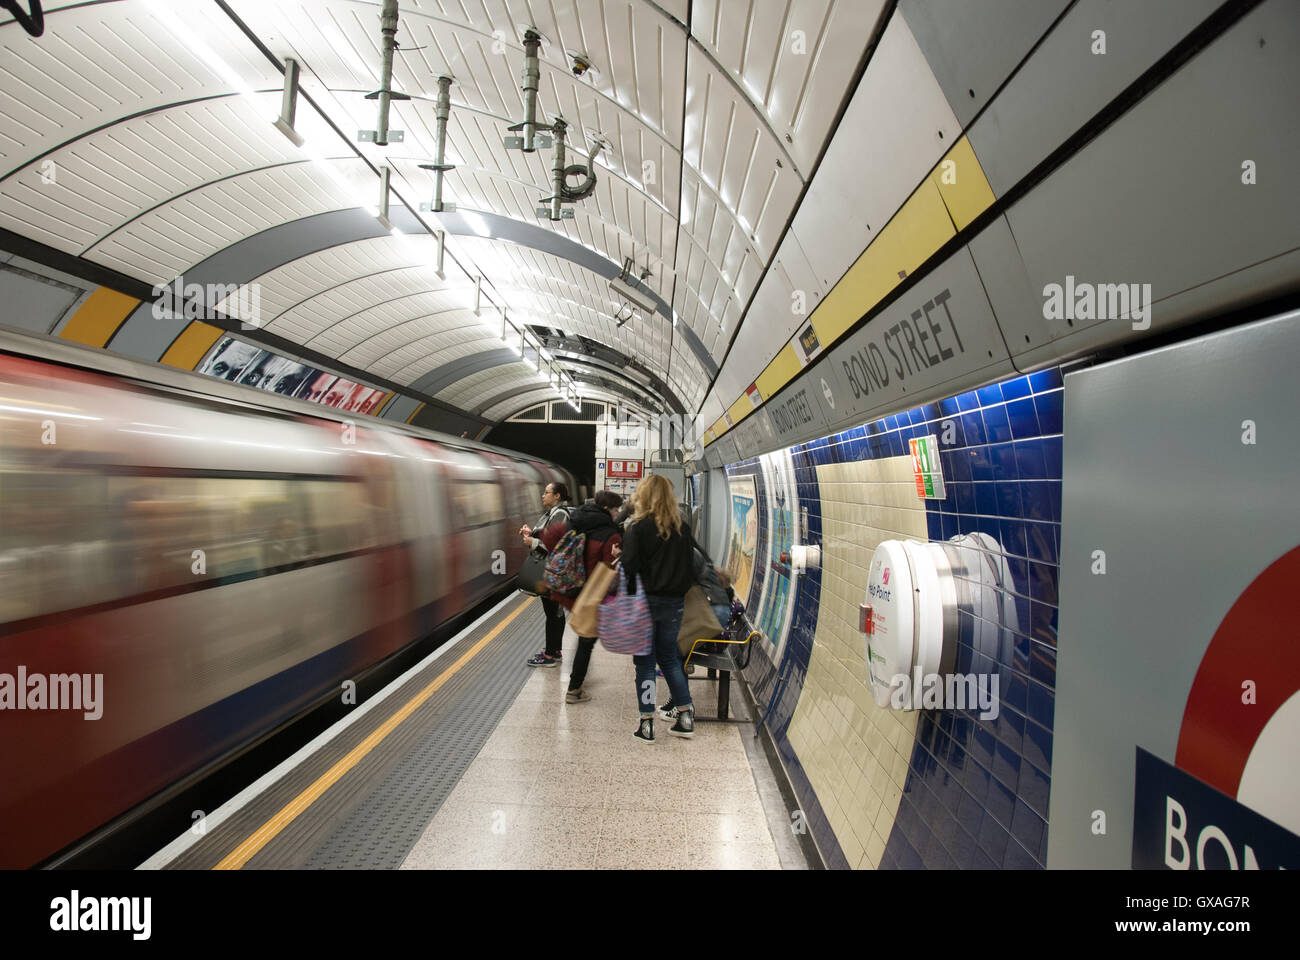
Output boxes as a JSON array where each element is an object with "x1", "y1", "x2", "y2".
[
  {"x1": 633, "y1": 595, "x2": 692, "y2": 715},
  {"x1": 711, "y1": 604, "x2": 731, "y2": 632}
]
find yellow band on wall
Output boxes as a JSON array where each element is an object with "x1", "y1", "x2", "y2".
[
  {"x1": 159, "y1": 321, "x2": 224, "y2": 369},
  {"x1": 59, "y1": 287, "x2": 139, "y2": 347},
  {"x1": 931, "y1": 136, "x2": 997, "y2": 231}
]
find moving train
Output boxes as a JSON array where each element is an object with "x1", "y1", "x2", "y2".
[{"x1": 0, "y1": 328, "x2": 573, "y2": 868}]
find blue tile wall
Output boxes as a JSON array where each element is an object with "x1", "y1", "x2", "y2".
[
  {"x1": 882, "y1": 369, "x2": 1062, "y2": 869},
  {"x1": 720, "y1": 366, "x2": 1064, "y2": 870}
]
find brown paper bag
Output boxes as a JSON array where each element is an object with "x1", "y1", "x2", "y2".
[
  {"x1": 677, "y1": 585, "x2": 723, "y2": 655},
  {"x1": 570, "y1": 562, "x2": 617, "y2": 637}
]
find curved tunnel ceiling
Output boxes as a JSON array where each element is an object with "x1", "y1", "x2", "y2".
[{"x1": 0, "y1": 0, "x2": 885, "y2": 423}]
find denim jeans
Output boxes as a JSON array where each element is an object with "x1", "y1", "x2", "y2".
[
  {"x1": 711, "y1": 604, "x2": 732, "y2": 632},
  {"x1": 633, "y1": 595, "x2": 692, "y2": 715}
]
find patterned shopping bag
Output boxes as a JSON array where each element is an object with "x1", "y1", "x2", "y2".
[{"x1": 597, "y1": 567, "x2": 653, "y2": 655}]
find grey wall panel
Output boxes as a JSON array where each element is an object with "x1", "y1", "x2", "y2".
[
  {"x1": 409, "y1": 403, "x2": 485, "y2": 439},
  {"x1": 381, "y1": 394, "x2": 421, "y2": 423},
  {"x1": 969, "y1": 0, "x2": 1220, "y2": 197},
  {"x1": 0, "y1": 255, "x2": 88, "y2": 335},
  {"x1": 705, "y1": 465, "x2": 731, "y2": 563},
  {"x1": 108, "y1": 311, "x2": 190, "y2": 361},
  {"x1": 967, "y1": 213, "x2": 1058, "y2": 354},
  {"x1": 901, "y1": 0, "x2": 1069, "y2": 128},
  {"x1": 717, "y1": 433, "x2": 741, "y2": 468},
  {"x1": 998, "y1": 0, "x2": 1300, "y2": 366},
  {"x1": 1050, "y1": 308, "x2": 1300, "y2": 867}
]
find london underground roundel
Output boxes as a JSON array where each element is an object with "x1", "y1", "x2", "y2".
[{"x1": 1175, "y1": 544, "x2": 1300, "y2": 835}]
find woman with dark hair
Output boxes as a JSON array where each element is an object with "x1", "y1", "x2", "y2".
[
  {"x1": 521, "y1": 481, "x2": 571, "y2": 667},
  {"x1": 534, "y1": 490, "x2": 623, "y2": 702},
  {"x1": 614, "y1": 474, "x2": 696, "y2": 741}
]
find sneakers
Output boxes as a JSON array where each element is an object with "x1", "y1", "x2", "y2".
[
  {"x1": 657, "y1": 700, "x2": 679, "y2": 721},
  {"x1": 565, "y1": 687, "x2": 592, "y2": 704},
  {"x1": 633, "y1": 717, "x2": 655, "y2": 743},
  {"x1": 526, "y1": 651, "x2": 561, "y2": 667},
  {"x1": 669, "y1": 706, "x2": 695, "y2": 739}
]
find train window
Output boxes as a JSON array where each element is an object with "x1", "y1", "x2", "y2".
[
  {"x1": 302, "y1": 480, "x2": 371, "y2": 555},
  {"x1": 0, "y1": 469, "x2": 114, "y2": 624},
  {"x1": 449, "y1": 481, "x2": 503, "y2": 531},
  {"x1": 0, "y1": 471, "x2": 375, "y2": 626}
]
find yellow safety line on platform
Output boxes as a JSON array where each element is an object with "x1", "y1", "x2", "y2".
[{"x1": 214, "y1": 595, "x2": 536, "y2": 870}]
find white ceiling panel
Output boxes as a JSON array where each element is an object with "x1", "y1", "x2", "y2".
[
  {"x1": 0, "y1": 0, "x2": 889, "y2": 423},
  {"x1": 83, "y1": 158, "x2": 374, "y2": 284}
]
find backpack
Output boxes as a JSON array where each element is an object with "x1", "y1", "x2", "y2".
[{"x1": 544, "y1": 529, "x2": 588, "y2": 597}]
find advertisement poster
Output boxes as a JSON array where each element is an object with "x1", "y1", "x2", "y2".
[
  {"x1": 725, "y1": 475, "x2": 758, "y2": 607},
  {"x1": 754, "y1": 449, "x2": 797, "y2": 660},
  {"x1": 198, "y1": 337, "x2": 261, "y2": 381}
]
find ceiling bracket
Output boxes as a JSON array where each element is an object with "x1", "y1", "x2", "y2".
[{"x1": 272, "y1": 57, "x2": 304, "y2": 147}]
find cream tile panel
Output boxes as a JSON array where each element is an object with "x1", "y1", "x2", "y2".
[
  {"x1": 0, "y1": 93, "x2": 299, "y2": 256},
  {"x1": 0, "y1": 0, "x2": 283, "y2": 175},
  {"x1": 786, "y1": 456, "x2": 929, "y2": 869},
  {"x1": 438, "y1": 362, "x2": 547, "y2": 409},
  {"x1": 266, "y1": 266, "x2": 455, "y2": 344},
  {"x1": 390, "y1": 335, "x2": 507, "y2": 386},
  {"x1": 341, "y1": 311, "x2": 486, "y2": 371},
  {"x1": 84, "y1": 159, "x2": 375, "y2": 285},
  {"x1": 227, "y1": 236, "x2": 442, "y2": 322},
  {"x1": 366, "y1": 327, "x2": 496, "y2": 381},
  {"x1": 307, "y1": 293, "x2": 473, "y2": 356},
  {"x1": 690, "y1": 0, "x2": 889, "y2": 175}
]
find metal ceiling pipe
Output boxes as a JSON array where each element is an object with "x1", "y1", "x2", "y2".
[
  {"x1": 369, "y1": 0, "x2": 408, "y2": 146},
  {"x1": 419, "y1": 75, "x2": 456, "y2": 211},
  {"x1": 433, "y1": 75, "x2": 452, "y2": 208},
  {"x1": 519, "y1": 29, "x2": 543, "y2": 151},
  {"x1": 548, "y1": 118, "x2": 568, "y2": 220}
]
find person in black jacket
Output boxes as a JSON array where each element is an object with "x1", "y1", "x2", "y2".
[{"x1": 613, "y1": 473, "x2": 695, "y2": 742}]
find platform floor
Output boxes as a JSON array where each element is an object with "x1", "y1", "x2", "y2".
[
  {"x1": 403, "y1": 627, "x2": 787, "y2": 870},
  {"x1": 142, "y1": 594, "x2": 806, "y2": 870}
]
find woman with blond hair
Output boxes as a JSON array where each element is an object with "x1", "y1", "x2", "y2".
[{"x1": 613, "y1": 473, "x2": 696, "y2": 742}]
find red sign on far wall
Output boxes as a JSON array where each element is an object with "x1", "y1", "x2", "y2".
[{"x1": 607, "y1": 460, "x2": 643, "y2": 478}]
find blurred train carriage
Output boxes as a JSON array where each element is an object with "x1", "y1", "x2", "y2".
[{"x1": 0, "y1": 329, "x2": 572, "y2": 868}]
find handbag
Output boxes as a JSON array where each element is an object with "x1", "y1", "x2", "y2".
[
  {"x1": 676, "y1": 585, "x2": 724, "y2": 656},
  {"x1": 597, "y1": 567, "x2": 653, "y2": 655},
  {"x1": 570, "y1": 561, "x2": 617, "y2": 636},
  {"x1": 517, "y1": 549, "x2": 548, "y2": 595}
]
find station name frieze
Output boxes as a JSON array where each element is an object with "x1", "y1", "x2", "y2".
[{"x1": 840, "y1": 288, "x2": 965, "y2": 401}]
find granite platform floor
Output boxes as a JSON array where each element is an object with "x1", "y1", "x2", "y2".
[{"x1": 401, "y1": 624, "x2": 801, "y2": 870}]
